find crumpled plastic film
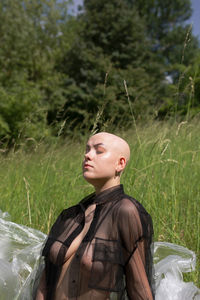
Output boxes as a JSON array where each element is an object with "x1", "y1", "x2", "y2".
[
  {"x1": 0, "y1": 210, "x2": 46, "y2": 300},
  {"x1": 0, "y1": 210, "x2": 199, "y2": 299},
  {"x1": 154, "y1": 242, "x2": 200, "y2": 300}
]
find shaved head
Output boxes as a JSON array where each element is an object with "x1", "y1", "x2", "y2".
[
  {"x1": 91, "y1": 132, "x2": 130, "y2": 164},
  {"x1": 83, "y1": 132, "x2": 130, "y2": 192}
]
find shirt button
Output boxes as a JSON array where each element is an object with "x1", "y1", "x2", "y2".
[
  {"x1": 76, "y1": 254, "x2": 79, "y2": 258},
  {"x1": 72, "y1": 279, "x2": 76, "y2": 283}
]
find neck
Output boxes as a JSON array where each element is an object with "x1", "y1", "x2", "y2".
[{"x1": 94, "y1": 178, "x2": 121, "y2": 195}]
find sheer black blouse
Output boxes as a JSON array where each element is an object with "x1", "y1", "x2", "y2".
[{"x1": 40, "y1": 185, "x2": 154, "y2": 300}]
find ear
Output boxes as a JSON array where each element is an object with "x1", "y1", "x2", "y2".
[{"x1": 116, "y1": 156, "x2": 126, "y2": 173}]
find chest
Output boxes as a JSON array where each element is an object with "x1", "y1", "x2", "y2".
[
  {"x1": 47, "y1": 202, "x2": 120, "y2": 268},
  {"x1": 49, "y1": 204, "x2": 97, "y2": 265}
]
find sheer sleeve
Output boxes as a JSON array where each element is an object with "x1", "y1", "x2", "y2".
[
  {"x1": 35, "y1": 270, "x2": 47, "y2": 300},
  {"x1": 118, "y1": 198, "x2": 154, "y2": 300}
]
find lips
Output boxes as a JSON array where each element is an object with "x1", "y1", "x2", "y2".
[{"x1": 83, "y1": 163, "x2": 93, "y2": 168}]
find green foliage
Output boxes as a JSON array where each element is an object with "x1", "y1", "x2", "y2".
[
  {"x1": 0, "y1": 0, "x2": 74, "y2": 144},
  {"x1": 130, "y1": 0, "x2": 199, "y2": 65},
  {"x1": 57, "y1": 0, "x2": 166, "y2": 133},
  {"x1": 0, "y1": 0, "x2": 199, "y2": 146},
  {"x1": 157, "y1": 49, "x2": 200, "y2": 119},
  {"x1": 0, "y1": 78, "x2": 49, "y2": 145},
  {"x1": 0, "y1": 0, "x2": 66, "y2": 84}
]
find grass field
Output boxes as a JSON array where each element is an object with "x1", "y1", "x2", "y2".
[{"x1": 0, "y1": 118, "x2": 199, "y2": 286}]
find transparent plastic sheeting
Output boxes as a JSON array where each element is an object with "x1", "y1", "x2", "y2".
[
  {"x1": 0, "y1": 210, "x2": 199, "y2": 300},
  {"x1": 0, "y1": 210, "x2": 46, "y2": 300}
]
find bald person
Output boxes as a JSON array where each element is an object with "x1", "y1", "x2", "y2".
[{"x1": 35, "y1": 132, "x2": 154, "y2": 300}]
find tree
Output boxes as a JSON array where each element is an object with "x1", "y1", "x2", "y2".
[
  {"x1": 128, "y1": 0, "x2": 199, "y2": 70},
  {"x1": 0, "y1": 0, "x2": 199, "y2": 146},
  {"x1": 0, "y1": 0, "x2": 73, "y2": 145},
  {"x1": 124, "y1": 0, "x2": 200, "y2": 119},
  {"x1": 157, "y1": 50, "x2": 200, "y2": 119},
  {"x1": 56, "y1": 0, "x2": 166, "y2": 133}
]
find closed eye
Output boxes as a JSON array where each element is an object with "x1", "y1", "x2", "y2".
[
  {"x1": 85, "y1": 143, "x2": 106, "y2": 154},
  {"x1": 95, "y1": 146, "x2": 106, "y2": 154}
]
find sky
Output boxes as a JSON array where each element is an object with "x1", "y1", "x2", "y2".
[
  {"x1": 71, "y1": 0, "x2": 200, "y2": 40},
  {"x1": 190, "y1": 0, "x2": 200, "y2": 39}
]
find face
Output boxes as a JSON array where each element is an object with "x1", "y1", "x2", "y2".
[{"x1": 82, "y1": 134, "x2": 119, "y2": 186}]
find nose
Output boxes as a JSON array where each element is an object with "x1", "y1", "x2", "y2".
[{"x1": 84, "y1": 149, "x2": 93, "y2": 161}]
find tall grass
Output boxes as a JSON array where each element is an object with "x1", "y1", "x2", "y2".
[{"x1": 0, "y1": 118, "x2": 199, "y2": 286}]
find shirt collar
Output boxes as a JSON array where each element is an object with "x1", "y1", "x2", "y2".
[{"x1": 80, "y1": 184, "x2": 124, "y2": 208}]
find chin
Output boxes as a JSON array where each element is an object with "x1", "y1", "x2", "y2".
[
  {"x1": 83, "y1": 174, "x2": 101, "y2": 186},
  {"x1": 83, "y1": 174, "x2": 95, "y2": 183}
]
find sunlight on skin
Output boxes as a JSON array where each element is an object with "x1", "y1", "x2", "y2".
[{"x1": 82, "y1": 132, "x2": 130, "y2": 194}]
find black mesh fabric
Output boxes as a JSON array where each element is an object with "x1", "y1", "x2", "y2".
[{"x1": 35, "y1": 185, "x2": 154, "y2": 300}]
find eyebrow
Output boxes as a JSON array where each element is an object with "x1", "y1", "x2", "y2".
[{"x1": 86, "y1": 143, "x2": 105, "y2": 148}]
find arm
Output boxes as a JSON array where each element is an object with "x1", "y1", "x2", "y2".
[
  {"x1": 34, "y1": 210, "x2": 67, "y2": 300},
  {"x1": 118, "y1": 198, "x2": 154, "y2": 300},
  {"x1": 35, "y1": 270, "x2": 47, "y2": 300},
  {"x1": 125, "y1": 241, "x2": 154, "y2": 300}
]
